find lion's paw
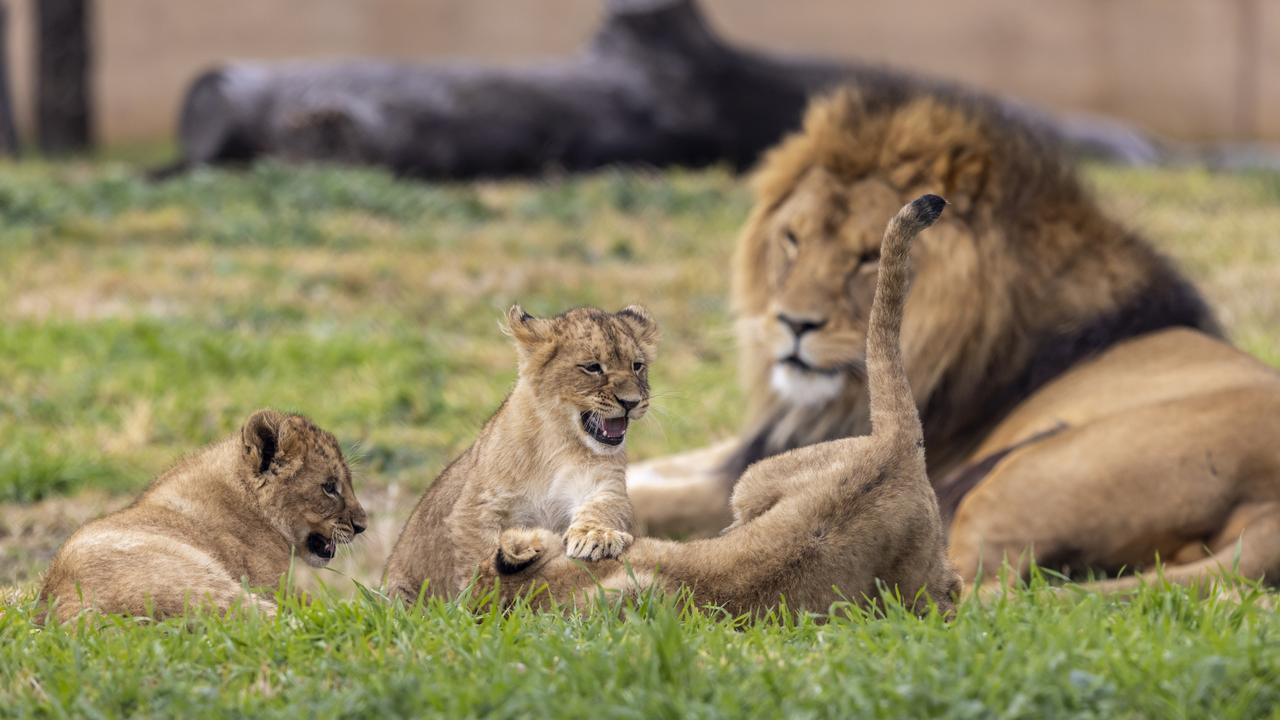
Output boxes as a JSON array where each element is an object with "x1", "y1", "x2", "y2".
[
  {"x1": 495, "y1": 528, "x2": 549, "y2": 575},
  {"x1": 563, "y1": 524, "x2": 632, "y2": 561}
]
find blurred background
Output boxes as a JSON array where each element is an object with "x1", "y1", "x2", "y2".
[{"x1": 0, "y1": 0, "x2": 1275, "y2": 153}]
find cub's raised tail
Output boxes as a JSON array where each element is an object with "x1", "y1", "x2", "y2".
[{"x1": 866, "y1": 194, "x2": 946, "y2": 442}]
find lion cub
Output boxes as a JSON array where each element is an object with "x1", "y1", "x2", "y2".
[
  {"x1": 482, "y1": 195, "x2": 962, "y2": 616},
  {"x1": 383, "y1": 305, "x2": 658, "y2": 600},
  {"x1": 39, "y1": 410, "x2": 367, "y2": 621}
]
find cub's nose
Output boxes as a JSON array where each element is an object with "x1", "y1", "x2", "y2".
[
  {"x1": 616, "y1": 396, "x2": 640, "y2": 414},
  {"x1": 352, "y1": 519, "x2": 367, "y2": 535},
  {"x1": 777, "y1": 313, "x2": 827, "y2": 338}
]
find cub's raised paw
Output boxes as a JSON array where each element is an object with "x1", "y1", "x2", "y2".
[
  {"x1": 564, "y1": 524, "x2": 633, "y2": 561},
  {"x1": 495, "y1": 528, "x2": 550, "y2": 575}
]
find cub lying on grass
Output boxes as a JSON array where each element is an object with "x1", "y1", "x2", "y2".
[
  {"x1": 39, "y1": 410, "x2": 367, "y2": 621},
  {"x1": 482, "y1": 197, "x2": 962, "y2": 616},
  {"x1": 384, "y1": 305, "x2": 659, "y2": 601}
]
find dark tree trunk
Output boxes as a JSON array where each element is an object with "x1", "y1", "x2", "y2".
[
  {"x1": 169, "y1": 0, "x2": 1159, "y2": 179},
  {"x1": 0, "y1": 1, "x2": 19, "y2": 157},
  {"x1": 37, "y1": 0, "x2": 92, "y2": 154}
]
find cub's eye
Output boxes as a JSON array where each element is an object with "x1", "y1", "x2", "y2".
[
  {"x1": 322, "y1": 479, "x2": 338, "y2": 496},
  {"x1": 579, "y1": 362, "x2": 604, "y2": 375},
  {"x1": 782, "y1": 229, "x2": 799, "y2": 258},
  {"x1": 632, "y1": 361, "x2": 645, "y2": 373}
]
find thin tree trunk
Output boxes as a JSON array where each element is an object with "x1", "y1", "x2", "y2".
[
  {"x1": 37, "y1": 0, "x2": 92, "y2": 154},
  {"x1": 0, "y1": 0, "x2": 19, "y2": 156}
]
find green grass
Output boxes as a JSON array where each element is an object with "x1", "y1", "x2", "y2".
[
  {"x1": 0, "y1": 162, "x2": 748, "y2": 506},
  {"x1": 1, "y1": 159, "x2": 1278, "y2": 718},
  {"x1": 2, "y1": 580, "x2": 1278, "y2": 719}
]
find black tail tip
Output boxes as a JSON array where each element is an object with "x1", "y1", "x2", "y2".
[
  {"x1": 910, "y1": 194, "x2": 947, "y2": 226},
  {"x1": 494, "y1": 548, "x2": 539, "y2": 575}
]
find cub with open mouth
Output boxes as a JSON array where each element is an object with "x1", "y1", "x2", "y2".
[
  {"x1": 39, "y1": 409, "x2": 367, "y2": 621},
  {"x1": 383, "y1": 304, "x2": 658, "y2": 601}
]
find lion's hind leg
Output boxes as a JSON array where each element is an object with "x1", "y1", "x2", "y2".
[
  {"x1": 727, "y1": 437, "x2": 874, "y2": 530},
  {"x1": 80, "y1": 531, "x2": 278, "y2": 618},
  {"x1": 950, "y1": 394, "x2": 1280, "y2": 592},
  {"x1": 1080, "y1": 502, "x2": 1280, "y2": 594},
  {"x1": 46, "y1": 554, "x2": 275, "y2": 621}
]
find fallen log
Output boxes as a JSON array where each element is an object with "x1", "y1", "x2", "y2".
[{"x1": 166, "y1": 0, "x2": 1160, "y2": 179}]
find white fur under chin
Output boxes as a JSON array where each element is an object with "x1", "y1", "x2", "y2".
[{"x1": 770, "y1": 364, "x2": 845, "y2": 407}]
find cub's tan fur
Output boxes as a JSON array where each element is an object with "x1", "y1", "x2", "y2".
[
  {"x1": 483, "y1": 198, "x2": 961, "y2": 616},
  {"x1": 383, "y1": 305, "x2": 659, "y2": 601},
  {"x1": 39, "y1": 410, "x2": 367, "y2": 621},
  {"x1": 630, "y1": 85, "x2": 1280, "y2": 594}
]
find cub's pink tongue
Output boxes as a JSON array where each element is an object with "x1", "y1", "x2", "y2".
[{"x1": 601, "y1": 417, "x2": 628, "y2": 437}]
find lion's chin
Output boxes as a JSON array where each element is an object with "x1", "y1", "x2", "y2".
[{"x1": 770, "y1": 363, "x2": 845, "y2": 407}]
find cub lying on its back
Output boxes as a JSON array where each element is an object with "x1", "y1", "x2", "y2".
[
  {"x1": 39, "y1": 410, "x2": 367, "y2": 621},
  {"x1": 383, "y1": 304, "x2": 659, "y2": 601}
]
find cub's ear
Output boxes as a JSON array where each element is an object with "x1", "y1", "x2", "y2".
[
  {"x1": 241, "y1": 409, "x2": 306, "y2": 476},
  {"x1": 242, "y1": 409, "x2": 284, "y2": 475},
  {"x1": 504, "y1": 304, "x2": 551, "y2": 352},
  {"x1": 617, "y1": 305, "x2": 659, "y2": 352}
]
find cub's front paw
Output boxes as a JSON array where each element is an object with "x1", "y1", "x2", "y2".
[{"x1": 563, "y1": 524, "x2": 633, "y2": 561}]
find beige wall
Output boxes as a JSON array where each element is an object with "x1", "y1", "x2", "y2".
[{"x1": 5, "y1": 0, "x2": 1277, "y2": 145}]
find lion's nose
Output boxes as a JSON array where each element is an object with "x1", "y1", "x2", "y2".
[
  {"x1": 777, "y1": 313, "x2": 827, "y2": 338},
  {"x1": 616, "y1": 396, "x2": 640, "y2": 414},
  {"x1": 352, "y1": 518, "x2": 367, "y2": 535}
]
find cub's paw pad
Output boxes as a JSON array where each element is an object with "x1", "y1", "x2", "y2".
[
  {"x1": 495, "y1": 529, "x2": 547, "y2": 575},
  {"x1": 563, "y1": 525, "x2": 633, "y2": 561}
]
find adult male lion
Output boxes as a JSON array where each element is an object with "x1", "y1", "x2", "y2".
[{"x1": 629, "y1": 87, "x2": 1280, "y2": 591}]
